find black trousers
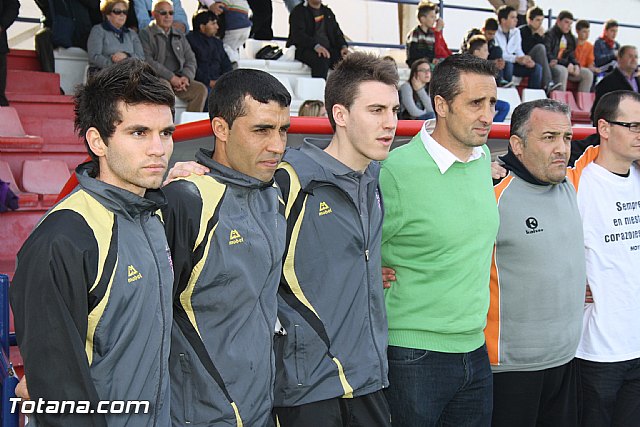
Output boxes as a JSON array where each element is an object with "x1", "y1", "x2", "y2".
[
  {"x1": 248, "y1": 0, "x2": 273, "y2": 40},
  {"x1": 578, "y1": 357, "x2": 640, "y2": 427},
  {"x1": 295, "y1": 47, "x2": 342, "y2": 80},
  {"x1": 0, "y1": 53, "x2": 7, "y2": 106},
  {"x1": 35, "y1": 27, "x2": 55, "y2": 73},
  {"x1": 273, "y1": 390, "x2": 391, "y2": 427},
  {"x1": 492, "y1": 359, "x2": 580, "y2": 427}
]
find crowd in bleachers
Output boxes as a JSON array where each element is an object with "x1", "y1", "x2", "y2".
[{"x1": 10, "y1": 0, "x2": 640, "y2": 124}]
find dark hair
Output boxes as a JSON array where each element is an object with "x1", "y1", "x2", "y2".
[
  {"x1": 557, "y1": 10, "x2": 574, "y2": 22},
  {"x1": 467, "y1": 35, "x2": 487, "y2": 56},
  {"x1": 526, "y1": 6, "x2": 544, "y2": 21},
  {"x1": 207, "y1": 68, "x2": 291, "y2": 126},
  {"x1": 510, "y1": 99, "x2": 571, "y2": 143},
  {"x1": 417, "y1": 1, "x2": 438, "y2": 19},
  {"x1": 618, "y1": 45, "x2": 637, "y2": 59},
  {"x1": 593, "y1": 90, "x2": 640, "y2": 126},
  {"x1": 74, "y1": 59, "x2": 175, "y2": 167},
  {"x1": 497, "y1": 5, "x2": 516, "y2": 23},
  {"x1": 409, "y1": 58, "x2": 431, "y2": 82},
  {"x1": 325, "y1": 52, "x2": 399, "y2": 131},
  {"x1": 575, "y1": 19, "x2": 590, "y2": 31},
  {"x1": 604, "y1": 19, "x2": 618, "y2": 30},
  {"x1": 192, "y1": 8, "x2": 216, "y2": 31},
  {"x1": 430, "y1": 54, "x2": 497, "y2": 109},
  {"x1": 484, "y1": 17, "x2": 499, "y2": 31}
]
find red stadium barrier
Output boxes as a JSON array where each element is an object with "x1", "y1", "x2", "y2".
[
  {"x1": 173, "y1": 117, "x2": 597, "y2": 141},
  {"x1": 57, "y1": 118, "x2": 597, "y2": 201}
]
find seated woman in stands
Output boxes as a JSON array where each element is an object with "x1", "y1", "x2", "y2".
[
  {"x1": 87, "y1": 0, "x2": 145, "y2": 73},
  {"x1": 399, "y1": 58, "x2": 435, "y2": 120}
]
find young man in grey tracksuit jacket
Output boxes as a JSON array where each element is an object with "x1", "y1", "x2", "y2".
[
  {"x1": 272, "y1": 52, "x2": 399, "y2": 427},
  {"x1": 10, "y1": 60, "x2": 175, "y2": 427},
  {"x1": 162, "y1": 69, "x2": 290, "y2": 426}
]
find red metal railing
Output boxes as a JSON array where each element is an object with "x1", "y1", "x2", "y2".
[
  {"x1": 57, "y1": 118, "x2": 597, "y2": 201},
  {"x1": 173, "y1": 117, "x2": 597, "y2": 142}
]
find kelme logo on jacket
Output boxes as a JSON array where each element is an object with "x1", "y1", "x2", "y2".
[
  {"x1": 319, "y1": 202, "x2": 332, "y2": 216},
  {"x1": 128, "y1": 265, "x2": 143, "y2": 283},
  {"x1": 229, "y1": 229, "x2": 244, "y2": 245}
]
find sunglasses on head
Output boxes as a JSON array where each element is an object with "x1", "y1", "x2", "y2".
[
  {"x1": 156, "y1": 10, "x2": 174, "y2": 15},
  {"x1": 111, "y1": 8, "x2": 128, "y2": 15}
]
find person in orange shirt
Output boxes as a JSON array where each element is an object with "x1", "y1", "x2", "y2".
[{"x1": 575, "y1": 19, "x2": 600, "y2": 75}]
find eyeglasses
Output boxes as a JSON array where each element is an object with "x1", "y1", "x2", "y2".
[
  {"x1": 417, "y1": 69, "x2": 431, "y2": 74},
  {"x1": 606, "y1": 120, "x2": 640, "y2": 133},
  {"x1": 111, "y1": 8, "x2": 128, "y2": 15},
  {"x1": 156, "y1": 10, "x2": 174, "y2": 15}
]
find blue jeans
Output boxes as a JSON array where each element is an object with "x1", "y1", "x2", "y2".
[
  {"x1": 385, "y1": 344, "x2": 493, "y2": 427},
  {"x1": 494, "y1": 100, "x2": 509, "y2": 123},
  {"x1": 578, "y1": 357, "x2": 640, "y2": 427},
  {"x1": 503, "y1": 61, "x2": 542, "y2": 89}
]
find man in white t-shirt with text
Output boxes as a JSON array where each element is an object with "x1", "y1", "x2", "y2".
[{"x1": 568, "y1": 89, "x2": 640, "y2": 426}]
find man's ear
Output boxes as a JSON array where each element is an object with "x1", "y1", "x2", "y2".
[
  {"x1": 597, "y1": 118, "x2": 610, "y2": 141},
  {"x1": 332, "y1": 104, "x2": 348, "y2": 128},
  {"x1": 211, "y1": 117, "x2": 229, "y2": 143},
  {"x1": 433, "y1": 95, "x2": 448, "y2": 118},
  {"x1": 86, "y1": 127, "x2": 106, "y2": 157},
  {"x1": 509, "y1": 134, "x2": 525, "y2": 157}
]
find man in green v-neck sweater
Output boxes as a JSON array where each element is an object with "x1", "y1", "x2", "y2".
[{"x1": 380, "y1": 54, "x2": 500, "y2": 427}]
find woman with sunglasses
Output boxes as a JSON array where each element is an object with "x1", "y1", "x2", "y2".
[{"x1": 87, "y1": 0, "x2": 145, "y2": 72}]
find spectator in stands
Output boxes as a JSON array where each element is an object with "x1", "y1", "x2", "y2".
[
  {"x1": 405, "y1": 1, "x2": 451, "y2": 67},
  {"x1": 200, "y1": 0, "x2": 252, "y2": 64},
  {"x1": 488, "y1": 0, "x2": 534, "y2": 27},
  {"x1": 468, "y1": 35, "x2": 510, "y2": 122},
  {"x1": 10, "y1": 59, "x2": 175, "y2": 426},
  {"x1": 519, "y1": 6, "x2": 544, "y2": 55},
  {"x1": 495, "y1": 5, "x2": 543, "y2": 90},
  {"x1": 133, "y1": 0, "x2": 188, "y2": 32},
  {"x1": 33, "y1": 0, "x2": 101, "y2": 74},
  {"x1": 140, "y1": 0, "x2": 207, "y2": 112},
  {"x1": 575, "y1": 19, "x2": 600, "y2": 75},
  {"x1": 592, "y1": 45, "x2": 639, "y2": 120},
  {"x1": 381, "y1": 54, "x2": 499, "y2": 427},
  {"x1": 489, "y1": 100, "x2": 585, "y2": 427},
  {"x1": 544, "y1": 10, "x2": 593, "y2": 93},
  {"x1": 298, "y1": 99, "x2": 326, "y2": 116},
  {"x1": 482, "y1": 17, "x2": 512, "y2": 86},
  {"x1": 399, "y1": 58, "x2": 435, "y2": 120},
  {"x1": 594, "y1": 19, "x2": 620, "y2": 72},
  {"x1": 0, "y1": 0, "x2": 19, "y2": 106},
  {"x1": 497, "y1": 5, "x2": 561, "y2": 93},
  {"x1": 186, "y1": 9, "x2": 232, "y2": 98},
  {"x1": 286, "y1": 0, "x2": 348, "y2": 80},
  {"x1": 574, "y1": 89, "x2": 640, "y2": 427},
  {"x1": 87, "y1": 0, "x2": 144, "y2": 73},
  {"x1": 382, "y1": 55, "x2": 398, "y2": 70}
]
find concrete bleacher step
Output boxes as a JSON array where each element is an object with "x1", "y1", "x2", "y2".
[
  {"x1": 6, "y1": 49, "x2": 42, "y2": 72},
  {"x1": 6, "y1": 70, "x2": 61, "y2": 96}
]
